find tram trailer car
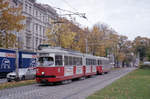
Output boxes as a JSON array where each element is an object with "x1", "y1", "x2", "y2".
[
  {"x1": 36, "y1": 47, "x2": 112, "y2": 84},
  {"x1": 0, "y1": 49, "x2": 16, "y2": 78},
  {"x1": 84, "y1": 54, "x2": 98, "y2": 77},
  {"x1": 101, "y1": 57, "x2": 112, "y2": 73}
]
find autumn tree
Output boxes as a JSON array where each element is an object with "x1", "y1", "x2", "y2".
[
  {"x1": 87, "y1": 24, "x2": 105, "y2": 56},
  {"x1": 133, "y1": 36, "x2": 150, "y2": 61},
  {"x1": 45, "y1": 17, "x2": 137, "y2": 68},
  {"x1": 46, "y1": 18, "x2": 77, "y2": 49},
  {"x1": 0, "y1": 0, "x2": 25, "y2": 48}
]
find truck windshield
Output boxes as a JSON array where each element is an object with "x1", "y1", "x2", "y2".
[{"x1": 38, "y1": 57, "x2": 54, "y2": 66}]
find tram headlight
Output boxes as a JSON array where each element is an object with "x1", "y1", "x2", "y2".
[{"x1": 41, "y1": 72, "x2": 45, "y2": 75}]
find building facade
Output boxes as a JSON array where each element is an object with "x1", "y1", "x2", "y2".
[{"x1": 10, "y1": 0, "x2": 58, "y2": 51}]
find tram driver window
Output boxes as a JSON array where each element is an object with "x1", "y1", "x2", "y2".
[{"x1": 38, "y1": 57, "x2": 54, "y2": 66}]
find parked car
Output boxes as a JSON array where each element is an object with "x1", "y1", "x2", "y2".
[{"x1": 6, "y1": 68, "x2": 36, "y2": 82}]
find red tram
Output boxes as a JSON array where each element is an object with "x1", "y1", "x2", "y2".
[{"x1": 36, "y1": 46, "x2": 112, "y2": 84}]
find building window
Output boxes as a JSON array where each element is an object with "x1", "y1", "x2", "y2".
[
  {"x1": 29, "y1": 6, "x2": 32, "y2": 14},
  {"x1": 36, "y1": 38, "x2": 38, "y2": 47},
  {"x1": 25, "y1": 4, "x2": 28, "y2": 12},
  {"x1": 32, "y1": 23, "x2": 34, "y2": 32},
  {"x1": 36, "y1": 10, "x2": 38, "y2": 16},
  {"x1": 43, "y1": 28, "x2": 45, "y2": 37},
  {"x1": 36, "y1": 24, "x2": 38, "y2": 32},
  {"x1": 39, "y1": 25, "x2": 42, "y2": 35},
  {"x1": 43, "y1": 15, "x2": 45, "y2": 22},
  {"x1": 26, "y1": 36, "x2": 31, "y2": 49},
  {"x1": 40, "y1": 13, "x2": 42, "y2": 20},
  {"x1": 26, "y1": 20, "x2": 30, "y2": 31}
]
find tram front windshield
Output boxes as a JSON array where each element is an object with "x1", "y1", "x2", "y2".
[{"x1": 38, "y1": 57, "x2": 54, "y2": 66}]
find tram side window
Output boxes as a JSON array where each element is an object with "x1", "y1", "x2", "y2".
[
  {"x1": 97, "y1": 60, "x2": 99, "y2": 65},
  {"x1": 73, "y1": 57, "x2": 76, "y2": 65},
  {"x1": 90, "y1": 59, "x2": 92, "y2": 65},
  {"x1": 55, "y1": 55, "x2": 63, "y2": 66},
  {"x1": 69, "y1": 56, "x2": 73, "y2": 65},
  {"x1": 91, "y1": 59, "x2": 93, "y2": 65},
  {"x1": 94, "y1": 59, "x2": 96, "y2": 65},
  {"x1": 86, "y1": 58, "x2": 89, "y2": 65},
  {"x1": 86, "y1": 58, "x2": 92, "y2": 65},
  {"x1": 86, "y1": 59, "x2": 88, "y2": 65},
  {"x1": 98, "y1": 60, "x2": 102, "y2": 65},
  {"x1": 75, "y1": 57, "x2": 78, "y2": 65},
  {"x1": 92, "y1": 59, "x2": 94, "y2": 65},
  {"x1": 89, "y1": 59, "x2": 91, "y2": 65},
  {"x1": 64, "y1": 56, "x2": 69, "y2": 66},
  {"x1": 79, "y1": 58, "x2": 82, "y2": 65}
]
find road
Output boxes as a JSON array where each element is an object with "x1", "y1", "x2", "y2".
[
  {"x1": 0, "y1": 79, "x2": 6, "y2": 84},
  {"x1": 0, "y1": 68, "x2": 135, "y2": 99}
]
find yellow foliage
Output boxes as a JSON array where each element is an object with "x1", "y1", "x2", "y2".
[
  {"x1": 45, "y1": 20, "x2": 77, "y2": 49},
  {"x1": 118, "y1": 52, "x2": 126, "y2": 62},
  {"x1": 0, "y1": 0, "x2": 25, "y2": 48},
  {"x1": 45, "y1": 19, "x2": 131, "y2": 63},
  {"x1": 60, "y1": 32, "x2": 76, "y2": 48}
]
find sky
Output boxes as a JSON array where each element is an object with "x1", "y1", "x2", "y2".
[{"x1": 37, "y1": 0, "x2": 150, "y2": 40}]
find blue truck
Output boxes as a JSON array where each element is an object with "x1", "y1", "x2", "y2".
[
  {"x1": 19, "y1": 51, "x2": 37, "y2": 68},
  {"x1": 0, "y1": 49, "x2": 37, "y2": 78}
]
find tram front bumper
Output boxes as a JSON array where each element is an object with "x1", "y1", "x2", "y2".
[{"x1": 36, "y1": 75, "x2": 58, "y2": 83}]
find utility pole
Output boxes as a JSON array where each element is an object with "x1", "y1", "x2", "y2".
[
  {"x1": 15, "y1": 31, "x2": 19, "y2": 81},
  {"x1": 85, "y1": 39, "x2": 88, "y2": 53},
  {"x1": 14, "y1": 0, "x2": 19, "y2": 81}
]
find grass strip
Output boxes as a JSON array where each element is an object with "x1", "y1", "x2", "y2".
[
  {"x1": 0, "y1": 80, "x2": 36, "y2": 90},
  {"x1": 87, "y1": 69, "x2": 150, "y2": 99}
]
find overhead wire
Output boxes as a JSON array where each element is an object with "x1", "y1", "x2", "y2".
[
  {"x1": 39, "y1": 0, "x2": 92, "y2": 26},
  {"x1": 62, "y1": 0, "x2": 78, "y2": 12},
  {"x1": 59, "y1": 0, "x2": 93, "y2": 26}
]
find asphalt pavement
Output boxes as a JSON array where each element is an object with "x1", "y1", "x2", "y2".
[
  {"x1": 0, "y1": 79, "x2": 7, "y2": 84},
  {"x1": 0, "y1": 67, "x2": 136, "y2": 99}
]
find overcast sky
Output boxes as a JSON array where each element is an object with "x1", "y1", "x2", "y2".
[{"x1": 37, "y1": 0, "x2": 150, "y2": 40}]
